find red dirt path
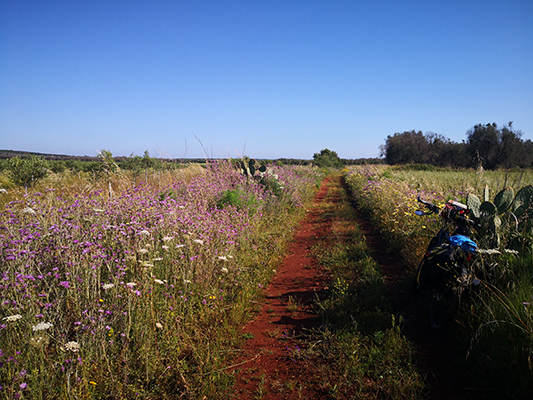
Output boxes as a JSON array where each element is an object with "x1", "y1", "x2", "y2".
[{"x1": 229, "y1": 177, "x2": 335, "y2": 399}]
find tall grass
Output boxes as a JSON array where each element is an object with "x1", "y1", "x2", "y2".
[
  {"x1": 344, "y1": 165, "x2": 533, "y2": 399},
  {"x1": 309, "y1": 175, "x2": 425, "y2": 399},
  {"x1": 0, "y1": 160, "x2": 322, "y2": 399}
]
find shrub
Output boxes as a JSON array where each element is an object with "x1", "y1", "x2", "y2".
[{"x1": 7, "y1": 155, "x2": 48, "y2": 187}]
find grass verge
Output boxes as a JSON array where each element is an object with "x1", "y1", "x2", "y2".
[{"x1": 303, "y1": 174, "x2": 425, "y2": 399}]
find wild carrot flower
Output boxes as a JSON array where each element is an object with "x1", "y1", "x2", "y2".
[
  {"x1": 3, "y1": 314, "x2": 22, "y2": 322},
  {"x1": 102, "y1": 283, "x2": 115, "y2": 290},
  {"x1": 32, "y1": 322, "x2": 53, "y2": 331},
  {"x1": 64, "y1": 341, "x2": 80, "y2": 352}
]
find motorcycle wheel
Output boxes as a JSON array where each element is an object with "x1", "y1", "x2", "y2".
[{"x1": 429, "y1": 286, "x2": 458, "y2": 329}]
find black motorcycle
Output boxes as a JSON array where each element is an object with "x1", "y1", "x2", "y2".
[{"x1": 412, "y1": 197, "x2": 481, "y2": 329}]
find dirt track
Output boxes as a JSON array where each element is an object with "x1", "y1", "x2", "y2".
[{"x1": 229, "y1": 175, "x2": 472, "y2": 400}]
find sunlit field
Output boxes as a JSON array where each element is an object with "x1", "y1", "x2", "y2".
[
  {"x1": 0, "y1": 160, "x2": 322, "y2": 399},
  {"x1": 344, "y1": 165, "x2": 533, "y2": 398}
]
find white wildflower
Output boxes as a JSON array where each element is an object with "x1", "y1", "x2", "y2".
[
  {"x1": 155, "y1": 322, "x2": 163, "y2": 329},
  {"x1": 175, "y1": 244, "x2": 185, "y2": 248},
  {"x1": 64, "y1": 341, "x2": 80, "y2": 352},
  {"x1": 142, "y1": 262, "x2": 154, "y2": 267},
  {"x1": 139, "y1": 230, "x2": 150, "y2": 236},
  {"x1": 102, "y1": 283, "x2": 115, "y2": 290},
  {"x1": 32, "y1": 322, "x2": 53, "y2": 331},
  {"x1": 221, "y1": 267, "x2": 228, "y2": 273},
  {"x1": 478, "y1": 249, "x2": 501, "y2": 255},
  {"x1": 184, "y1": 279, "x2": 191, "y2": 284},
  {"x1": 162, "y1": 236, "x2": 174, "y2": 242},
  {"x1": 92, "y1": 208, "x2": 104, "y2": 213},
  {"x1": 126, "y1": 282, "x2": 137, "y2": 288},
  {"x1": 22, "y1": 207, "x2": 36, "y2": 214},
  {"x1": 178, "y1": 205, "x2": 185, "y2": 209},
  {"x1": 218, "y1": 256, "x2": 228, "y2": 261},
  {"x1": 193, "y1": 239, "x2": 204, "y2": 245},
  {"x1": 0, "y1": 188, "x2": 7, "y2": 193},
  {"x1": 3, "y1": 314, "x2": 22, "y2": 322},
  {"x1": 153, "y1": 257, "x2": 163, "y2": 261},
  {"x1": 153, "y1": 279, "x2": 164, "y2": 285},
  {"x1": 162, "y1": 245, "x2": 170, "y2": 251},
  {"x1": 138, "y1": 248, "x2": 149, "y2": 254},
  {"x1": 504, "y1": 249, "x2": 519, "y2": 255}
]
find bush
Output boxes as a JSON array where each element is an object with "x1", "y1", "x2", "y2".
[{"x1": 7, "y1": 155, "x2": 49, "y2": 187}]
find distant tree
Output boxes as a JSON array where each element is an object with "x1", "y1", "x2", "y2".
[
  {"x1": 97, "y1": 149, "x2": 120, "y2": 174},
  {"x1": 380, "y1": 130, "x2": 429, "y2": 165},
  {"x1": 466, "y1": 122, "x2": 527, "y2": 169},
  {"x1": 312, "y1": 149, "x2": 343, "y2": 168},
  {"x1": 7, "y1": 155, "x2": 49, "y2": 188}
]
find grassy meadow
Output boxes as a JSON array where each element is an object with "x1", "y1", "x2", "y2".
[
  {"x1": 344, "y1": 165, "x2": 533, "y2": 399},
  {"x1": 0, "y1": 160, "x2": 322, "y2": 399}
]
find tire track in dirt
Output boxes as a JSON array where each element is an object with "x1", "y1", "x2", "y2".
[
  {"x1": 342, "y1": 178, "x2": 474, "y2": 400},
  {"x1": 229, "y1": 176, "x2": 335, "y2": 400}
]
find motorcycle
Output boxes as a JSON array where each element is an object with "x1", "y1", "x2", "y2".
[{"x1": 412, "y1": 197, "x2": 481, "y2": 329}]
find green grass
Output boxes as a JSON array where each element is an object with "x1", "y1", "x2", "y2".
[
  {"x1": 306, "y1": 174, "x2": 425, "y2": 399},
  {"x1": 344, "y1": 165, "x2": 533, "y2": 399}
]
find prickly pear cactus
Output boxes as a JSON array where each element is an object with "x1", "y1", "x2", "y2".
[
  {"x1": 513, "y1": 185, "x2": 533, "y2": 217},
  {"x1": 466, "y1": 194, "x2": 481, "y2": 219},
  {"x1": 471, "y1": 184, "x2": 533, "y2": 250},
  {"x1": 239, "y1": 158, "x2": 267, "y2": 178},
  {"x1": 494, "y1": 187, "x2": 514, "y2": 214}
]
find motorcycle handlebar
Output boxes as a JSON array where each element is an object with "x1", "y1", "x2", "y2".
[{"x1": 417, "y1": 197, "x2": 440, "y2": 214}]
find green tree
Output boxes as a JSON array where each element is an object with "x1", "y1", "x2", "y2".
[
  {"x1": 379, "y1": 130, "x2": 429, "y2": 165},
  {"x1": 312, "y1": 148, "x2": 343, "y2": 168},
  {"x1": 7, "y1": 155, "x2": 49, "y2": 187},
  {"x1": 466, "y1": 122, "x2": 527, "y2": 169}
]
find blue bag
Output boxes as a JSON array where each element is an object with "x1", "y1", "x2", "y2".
[{"x1": 449, "y1": 235, "x2": 477, "y2": 253}]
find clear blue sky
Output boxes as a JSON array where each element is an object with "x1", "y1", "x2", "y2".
[{"x1": 1, "y1": 0, "x2": 532, "y2": 159}]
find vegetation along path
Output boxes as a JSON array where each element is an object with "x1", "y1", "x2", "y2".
[{"x1": 228, "y1": 173, "x2": 484, "y2": 400}]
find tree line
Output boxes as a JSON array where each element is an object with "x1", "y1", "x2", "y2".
[{"x1": 379, "y1": 122, "x2": 533, "y2": 169}]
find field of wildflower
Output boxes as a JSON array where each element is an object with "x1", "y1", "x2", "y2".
[
  {"x1": 0, "y1": 160, "x2": 322, "y2": 399},
  {"x1": 344, "y1": 165, "x2": 533, "y2": 399}
]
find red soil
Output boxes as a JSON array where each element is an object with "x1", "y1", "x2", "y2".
[{"x1": 229, "y1": 177, "x2": 334, "y2": 399}]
